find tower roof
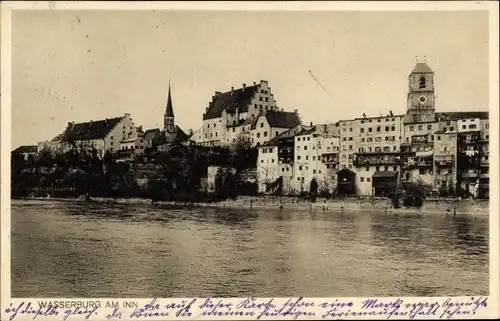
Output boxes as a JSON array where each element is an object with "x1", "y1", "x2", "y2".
[
  {"x1": 165, "y1": 82, "x2": 174, "y2": 117},
  {"x1": 411, "y1": 62, "x2": 434, "y2": 74}
]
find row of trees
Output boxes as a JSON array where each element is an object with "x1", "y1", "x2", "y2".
[{"x1": 11, "y1": 135, "x2": 258, "y2": 202}]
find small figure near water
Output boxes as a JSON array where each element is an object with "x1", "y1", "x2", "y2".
[{"x1": 279, "y1": 204, "x2": 283, "y2": 211}]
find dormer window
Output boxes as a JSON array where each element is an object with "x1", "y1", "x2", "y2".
[{"x1": 419, "y1": 76, "x2": 426, "y2": 89}]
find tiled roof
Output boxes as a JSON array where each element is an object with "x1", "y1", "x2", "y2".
[
  {"x1": 157, "y1": 126, "x2": 189, "y2": 145},
  {"x1": 296, "y1": 126, "x2": 317, "y2": 137},
  {"x1": 411, "y1": 63, "x2": 434, "y2": 74},
  {"x1": 262, "y1": 124, "x2": 309, "y2": 146},
  {"x1": 372, "y1": 171, "x2": 398, "y2": 178},
  {"x1": 143, "y1": 128, "x2": 161, "y2": 142},
  {"x1": 62, "y1": 117, "x2": 124, "y2": 142},
  {"x1": 264, "y1": 110, "x2": 301, "y2": 128},
  {"x1": 12, "y1": 145, "x2": 37, "y2": 153},
  {"x1": 436, "y1": 111, "x2": 489, "y2": 121},
  {"x1": 51, "y1": 133, "x2": 65, "y2": 142},
  {"x1": 203, "y1": 84, "x2": 259, "y2": 120}
]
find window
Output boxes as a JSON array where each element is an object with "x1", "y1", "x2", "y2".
[
  {"x1": 419, "y1": 76, "x2": 426, "y2": 89},
  {"x1": 486, "y1": 123, "x2": 489, "y2": 129},
  {"x1": 369, "y1": 127, "x2": 373, "y2": 132},
  {"x1": 384, "y1": 166, "x2": 389, "y2": 171},
  {"x1": 265, "y1": 97, "x2": 268, "y2": 102},
  {"x1": 360, "y1": 128, "x2": 365, "y2": 133},
  {"x1": 349, "y1": 137, "x2": 353, "y2": 141},
  {"x1": 343, "y1": 128, "x2": 346, "y2": 132},
  {"x1": 306, "y1": 156, "x2": 308, "y2": 160},
  {"x1": 377, "y1": 126, "x2": 381, "y2": 132},
  {"x1": 450, "y1": 127, "x2": 454, "y2": 131},
  {"x1": 376, "y1": 166, "x2": 380, "y2": 171},
  {"x1": 297, "y1": 155, "x2": 301, "y2": 160},
  {"x1": 427, "y1": 124, "x2": 432, "y2": 130},
  {"x1": 360, "y1": 177, "x2": 365, "y2": 182},
  {"x1": 469, "y1": 124, "x2": 477, "y2": 129},
  {"x1": 297, "y1": 137, "x2": 301, "y2": 141},
  {"x1": 409, "y1": 125, "x2": 414, "y2": 131},
  {"x1": 406, "y1": 137, "x2": 410, "y2": 143},
  {"x1": 419, "y1": 168, "x2": 425, "y2": 175},
  {"x1": 312, "y1": 156, "x2": 316, "y2": 161},
  {"x1": 385, "y1": 126, "x2": 389, "y2": 132},
  {"x1": 418, "y1": 125, "x2": 423, "y2": 130},
  {"x1": 343, "y1": 137, "x2": 346, "y2": 141},
  {"x1": 437, "y1": 135, "x2": 441, "y2": 140},
  {"x1": 391, "y1": 125, "x2": 395, "y2": 131},
  {"x1": 299, "y1": 165, "x2": 303, "y2": 170},
  {"x1": 257, "y1": 133, "x2": 261, "y2": 138},
  {"x1": 349, "y1": 128, "x2": 353, "y2": 132},
  {"x1": 307, "y1": 137, "x2": 310, "y2": 141},
  {"x1": 361, "y1": 138, "x2": 365, "y2": 142},
  {"x1": 313, "y1": 169, "x2": 316, "y2": 174},
  {"x1": 260, "y1": 123, "x2": 264, "y2": 128},
  {"x1": 264, "y1": 131, "x2": 268, "y2": 137},
  {"x1": 297, "y1": 146, "x2": 300, "y2": 150},
  {"x1": 462, "y1": 125, "x2": 466, "y2": 129},
  {"x1": 365, "y1": 167, "x2": 369, "y2": 171},
  {"x1": 393, "y1": 166, "x2": 397, "y2": 171},
  {"x1": 304, "y1": 146, "x2": 308, "y2": 150},
  {"x1": 367, "y1": 178, "x2": 371, "y2": 182}
]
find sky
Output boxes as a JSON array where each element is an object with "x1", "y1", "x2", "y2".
[{"x1": 11, "y1": 9, "x2": 489, "y2": 148}]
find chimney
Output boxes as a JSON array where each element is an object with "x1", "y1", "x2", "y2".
[
  {"x1": 215, "y1": 91, "x2": 221, "y2": 96},
  {"x1": 231, "y1": 86, "x2": 234, "y2": 95},
  {"x1": 67, "y1": 122, "x2": 73, "y2": 130},
  {"x1": 253, "y1": 81, "x2": 256, "y2": 86},
  {"x1": 242, "y1": 83, "x2": 246, "y2": 91},
  {"x1": 281, "y1": 108, "x2": 284, "y2": 112},
  {"x1": 310, "y1": 121, "x2": 313, "y2": 127},
  {"x1": 294, "y1": 109, "x2": 298, "y2": 114}
]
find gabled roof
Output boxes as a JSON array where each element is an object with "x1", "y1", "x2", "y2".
[
  {"x1": 143, "y1": 128, "x2": 161, "y2": 142},
  {"x1": 203, "y1": 84, "x2": 259, "y2": 120},
  {"x1": 436, "y1": 111, "x2": 489, "y2": 121},
  {"x1": 157, "y1": 126, "x2": 189, "y2": 145},
  {"x1": 51, "y1": 133, "x2": 65, "y2": 142},
  {"x1": 12, "y1": 145, "x2": 37, "y2": 154},
  {"x1": 411, "y1": 62, "x2": 434, "y2": 74},
  {"x1": 372, "y1": 171, "x2": 398, "y2": 178},
  {"x1": 262, "y1": 124, "x2": 309, "y2": 147},
  {"x1": 337, "y1": 168, "x2": 356, "y2": 176},
  {"x1": 62, "y1": 117, "x2": 124, "y2": 142},
  {"x1": 264, "y1": 110, "x2": 301, "y2": 128},
  {"x1": 296, "y1": 126, "x2": 317, "y2": 137}
]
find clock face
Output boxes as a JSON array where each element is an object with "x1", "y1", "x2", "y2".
[{"x1": 419, "y1": 96, "x2": 427, "y2": 103}]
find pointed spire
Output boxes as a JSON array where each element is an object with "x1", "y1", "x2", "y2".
[{"x1": 165, "y1": 80, "x2": 174, "y2": 117}]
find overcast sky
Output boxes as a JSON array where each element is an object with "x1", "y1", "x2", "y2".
[{"x1": 11, "y1": 9, "x2": 489, "y2": 148}]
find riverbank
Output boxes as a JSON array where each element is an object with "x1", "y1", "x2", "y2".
[{"x1": 13, "y1": 195, "x2": 490, "y2": 215}]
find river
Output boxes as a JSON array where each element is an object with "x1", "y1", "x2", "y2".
[{"x1": 10, "y1": 199, "x2": 489, "y2": 297}]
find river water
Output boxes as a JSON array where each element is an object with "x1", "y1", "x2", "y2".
[{"x1": 11, "y1": 200, "x2": 489, "y2": 297}]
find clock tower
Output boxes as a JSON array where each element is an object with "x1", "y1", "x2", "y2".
[{"x1": 405, "y1": 61, "x2": 436, "y2": 123}]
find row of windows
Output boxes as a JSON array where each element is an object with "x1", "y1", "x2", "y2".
[
  {"x1": 261, "y1": 147, "x2": 275, "y2": 153},
  {"x1": 343, "y1": 125, "x2": 397, "y2": 133},
  {"x1": 342, "y1": 117, "x2": 397, "y2": 125},
  {"x1": 358, "y1": 146, "x2": 398, "y2": 153},
  {"x1": 362, "y1": 166, "x2": 398, "y2": 172},
  {"x1": 296, "y1": 136, "x2": 311, "y2": 142},
  {"x1": 296, "y1": 167, "x2": 323, "y2": 174},
  {"x1": 408, "y1": 124, "x2": 433, "y2": 131}
]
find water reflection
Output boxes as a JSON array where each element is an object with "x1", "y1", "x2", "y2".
[{"x1": 11, "y1": 200, "x2": 489, "y2": 297}]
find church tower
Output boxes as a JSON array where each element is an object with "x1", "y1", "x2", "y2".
[
  {"x1": 405, "y1": 60, "x2": 436, "y2": 123},
  {"x1": 164, "y1": 82, "x2": 175, "y2": 133}
]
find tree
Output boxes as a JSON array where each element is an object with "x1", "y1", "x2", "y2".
[{"x1": 309, "y1": 178, "x2": 319, "y2": 202}]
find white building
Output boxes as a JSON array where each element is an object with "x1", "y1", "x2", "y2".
[
  {"x1": 193, "y1": 81, "x2": 301, "y2": 147},
  {"x1": 39, "y1": 113, "x2": 138, "y2": 158}
]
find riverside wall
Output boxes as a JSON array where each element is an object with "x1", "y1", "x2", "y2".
[{"x1": 16, "y1": 195, "x2": 490, "y2": 215}]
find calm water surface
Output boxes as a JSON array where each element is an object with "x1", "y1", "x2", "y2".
[{"x1": 11, "y1": 200, "x2": 488, "y2": 297}]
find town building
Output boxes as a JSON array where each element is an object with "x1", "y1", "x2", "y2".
[
  {"x1": 41, "y1": 113, "x2": 138, "y2": 158},
  {"x1": 12, "y1": 145, "x2": 38, "y2": 161},
  {"x1": 292, "y1": 127, "x2": 340, "y2": 194},
  {"x1": 193, "y1": 80, "x2": 302, "y2": 147},
  {"x1": 256, "y1": 124, "x2": 309, "y2": 194}
]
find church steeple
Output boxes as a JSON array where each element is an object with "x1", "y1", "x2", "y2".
[
  {"x1": 405, "y1": 57, "x2": 436, "y2": 123},
  {"x1": 164, "y1": 81, "x2": 175, "y2": 132}
]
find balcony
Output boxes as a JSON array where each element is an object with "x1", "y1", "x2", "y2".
[
  {"x1": 321, "y1": 153, "x2": 339, "y2": 165},
  {"x1": 354, "y1": 156, "x2": 401, "y2": 167},
  {"x1": 435, "y1": 160, "x2": 453, "y2": 167},
  {"x1": 460, "y1": 171, "x2": 479, "y2": 179}
]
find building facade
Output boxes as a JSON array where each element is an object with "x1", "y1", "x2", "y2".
[{"x1": 193, "y1": 80, "x2": 301, "y2": 147}]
